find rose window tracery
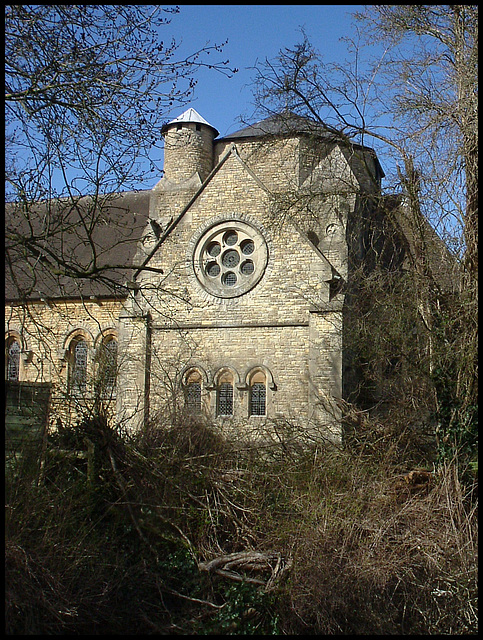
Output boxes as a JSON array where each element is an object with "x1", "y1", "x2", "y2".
[{"x1": 193, "y1": 220, "x2": 268, "y2": 298}]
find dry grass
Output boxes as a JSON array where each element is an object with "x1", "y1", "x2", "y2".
[
  {"x1": 263, "y1": 451, "x2": 478, "y2": 634},
  {"x1": 5, "y1": 418, "x2": 478, "y2": 634}
]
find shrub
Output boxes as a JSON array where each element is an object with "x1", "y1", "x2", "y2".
[{"x1": 5, "y1": 413, "x2": 477, "y2": 634}]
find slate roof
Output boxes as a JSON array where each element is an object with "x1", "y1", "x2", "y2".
[
  {"x1": 391, "y1": 197, "x2": 460, "y2": 292},
  {"x1": 218, "y1": 111, "x2": 335, "y2": 141},
  {"x1": 218, "y1": 111, "x2": 385, "y2": 179},
  {"x1": 6, "y1": 110, "x2": 456, "y2": 304},
  {"x1": 5, "y1": 190, "x2": 150, "y2": 302}
]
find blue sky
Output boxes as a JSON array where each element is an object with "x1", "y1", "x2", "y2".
[
  {"x1": 157, "y1": 7, "x2": 463, "y2": 244},
  {"x1": 164, "y1": 5, "x2": 364, "y2": 139},
  {"x1": 138, "y1": 4, "x2": 372, "y2": 190},
  {"x1": 7, "y1": 5, "x2": 373, "y2": 197}
]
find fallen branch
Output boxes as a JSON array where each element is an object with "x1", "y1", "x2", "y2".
[
  {"x1": 199, "y1": 550, "x2": 292, "y2": 591},
  {"x1": 204, "y1": 568, "x2": 266, "y2": 587}
]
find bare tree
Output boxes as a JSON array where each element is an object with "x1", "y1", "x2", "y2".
[
  {"x1": 5, "y1": 5, "x2": 236, "y2": 296},
  {"x1": 5, "y1": 5, "x2": 238, "y2": 432},
  {"x1": 250, "y1": 5, "x2": 477, "y2": 460},
  {"x1": 356, "y1": 5, "x2": 477, "y2": 282}
]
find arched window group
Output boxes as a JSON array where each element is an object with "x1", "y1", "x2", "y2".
[
  {"x1": 7, "y1": 328, "x2": 272, "y2": 420},
  {"x1": 183, "y1": 366, "x2": 271, "y2": 418},
  {"x1": 5, "y1": 330, "x2": 118, "y2": 402}
]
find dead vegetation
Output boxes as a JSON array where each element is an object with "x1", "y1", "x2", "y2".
[{"x1": 5, "y1": 415, "x2": 478, "y2": 634}]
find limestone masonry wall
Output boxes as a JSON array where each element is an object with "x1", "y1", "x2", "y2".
[{"x1": 6, "y1": 113, "x2": 383, "y2": 440}]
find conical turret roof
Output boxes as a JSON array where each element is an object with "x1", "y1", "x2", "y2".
[{"x1": 161, "y1": 108, "x2": 219, "y2": 136}]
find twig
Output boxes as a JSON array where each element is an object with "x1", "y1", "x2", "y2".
[
  {"x1": 159, "y1": 582, "x2": 226, "y2": 610},
  {"x1": 108, "y1": 447, "x2": 159, "y2": 562}
]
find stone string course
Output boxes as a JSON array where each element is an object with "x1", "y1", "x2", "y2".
[{"x1": 6, "y1": 111, "x2": 382, "y2": 441}]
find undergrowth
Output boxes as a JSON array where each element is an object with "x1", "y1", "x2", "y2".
[{"x1": 5, "y1": 415, "x2": 478, "y2": 634}]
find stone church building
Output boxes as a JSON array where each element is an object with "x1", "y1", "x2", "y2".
[{"x1": 5, "y1": 108, "x2": 454, "y2": 441}]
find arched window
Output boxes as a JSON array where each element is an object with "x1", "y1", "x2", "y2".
[
  {"x1": 217, "y1": 371, "x2": 234, "y2": 417},
  {"x1": 249, "y1": 371, "x2": 266, "y2": 417},
  {"x1": 6, "y1": 338, "x2": 21, "y2": 382},
  {"x1": 97, "y1": 337, "x2": 117, "y2": 396},
  {"x1": 68, "y1": 338, "x2": 88, "y2": 395},
  {"x1": 184, "y1": 370, "x2": 202, "y2": 415}
]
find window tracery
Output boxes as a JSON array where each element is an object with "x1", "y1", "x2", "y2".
[
  {"x1": 97, "y1": 337, "x2": 117, "y2": 397},
  {"x1": 249, "y1": 370, "x2": 267, "y2": 416},
  {"x1": 193, "y1": 220, "x2": 268, "y2": 298},
  {"x1": 6, "y1": 338, "x2": 21, "y2": 382},
  {"x1": 68, "y1": 337, "x2": 88, "y2": 395},
  {"x1": 216, "y1": 371, "x2": 234, "y2": 416},
  {"x1": 184, "y1": 369, "x2": 203, "y2": 415}
]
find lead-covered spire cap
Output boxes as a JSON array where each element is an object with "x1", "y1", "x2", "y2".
[{"x1": 161, "y1": 108, "x2": 219, "y2": 136}]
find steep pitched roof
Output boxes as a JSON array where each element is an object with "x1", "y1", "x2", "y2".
[
  {"x1": 391, "y1": 196, "x2": 460, "y2": 292},
  {"x1": 5, "y1": 190, "x2": 150, "y2": 302},
  {"x1": 366, "y1": 194, "x2": 459, "y2": 293}
]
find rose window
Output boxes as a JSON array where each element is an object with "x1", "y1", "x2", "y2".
[{"x1": 193, "y1": 220, "x2": 268, "y2": 298}]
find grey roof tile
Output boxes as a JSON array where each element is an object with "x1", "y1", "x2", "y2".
[{"x1": 6, "y1": 190, "x2": 150, "y2": 301}]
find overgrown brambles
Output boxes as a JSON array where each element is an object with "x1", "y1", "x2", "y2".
[{"x1": 5, "y1": 415, "x2": 477, "y2": 634}]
